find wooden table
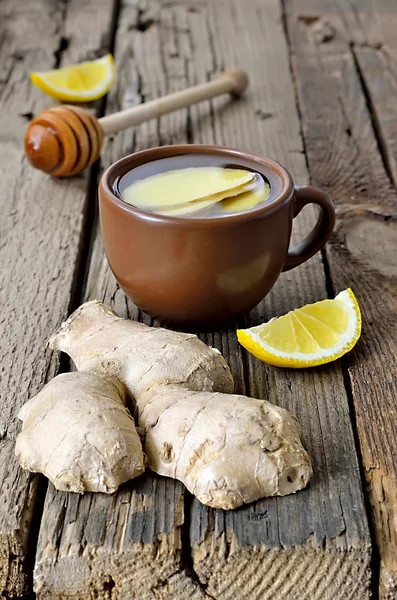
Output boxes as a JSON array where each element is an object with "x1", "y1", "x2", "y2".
[{"x1": 1, "y1": 0, "x2": 397, "y2": 598}]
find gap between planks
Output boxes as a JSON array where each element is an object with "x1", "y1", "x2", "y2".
[{"x1": 66, "y1": 0, "x2": 123, "y2": 319}]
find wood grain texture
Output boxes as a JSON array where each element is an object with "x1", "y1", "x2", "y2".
[
  {"x1": 34, "y1": 0, "x2": 371, "y2": 598},
  {"x1": 353, "y1": 45, "x2": 397, "y2": 193},
  {"x1": 35, "y1": 478, "x2": 207, "y2": 599},
  {"x1": 284, "y1": 0, "x2": 397, "y2": 597},
  {"x1": 0, "y1": 0, "x2": 114, "y2": 595}
]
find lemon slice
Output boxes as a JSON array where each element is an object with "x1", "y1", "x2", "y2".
[
  {"x1": 221, "y1": 181, "x2": 270, "y2": 213},
  {"x1": 31, "y1": 54, "x2": 115, "y2": 102},
  {"x1": 237, "y1": 289, "x2": 361, "y2": 368},
  {"x1": 123, "y1": 167, "x2": 255, "y2": 209}
]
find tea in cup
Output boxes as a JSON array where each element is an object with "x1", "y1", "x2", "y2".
[{"x1": 99, "y1": 145, "x2": 335, "y2": 326}]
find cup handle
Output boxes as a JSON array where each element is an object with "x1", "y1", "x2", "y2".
[{"x1": 282, "y1": 185, "x2": 335, "y2": 272}]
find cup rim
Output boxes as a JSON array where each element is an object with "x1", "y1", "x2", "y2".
[{"x1": 99, "y1": 144, "x2": 295, "y2": 227}]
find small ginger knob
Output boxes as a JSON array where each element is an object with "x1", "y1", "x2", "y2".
[{"x1": 24, "y1": 106, "x2": 104, "y2": 177}]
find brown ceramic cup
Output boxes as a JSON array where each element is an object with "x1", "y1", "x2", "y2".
[{"x1": 99, "y1": 145, "x2": 335, "y2": 326}]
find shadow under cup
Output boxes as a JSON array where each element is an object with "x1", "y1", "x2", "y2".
[{"x1": 99, "y1": 145, "x2": 335, "y2": 327}]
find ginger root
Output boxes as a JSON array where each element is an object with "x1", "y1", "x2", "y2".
[
  {"x1": 41, "y1": 301, "x2": 312, "y2": 509},
  {"x1": 142, "y1": 384, "x2": 311, "y2": 508},
  {"x1": 16, "y1": 371, "x2": 145, "y2": 493}
]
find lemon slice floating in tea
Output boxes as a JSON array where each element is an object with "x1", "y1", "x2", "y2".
[
  {"x1": 158, "y1": 177, "x2": 271, "y2": 216},
  {"x1": 123, "y1": 167, "x2": 256, "y2": 209},
  {"x1": 31, "y1": 54, "x2": 115, "y2": 102},
  {"x1": 122, "y1": 166, "x2": 271, "y2": 216},
  {"x1": 237, "y1": 289, "x2": 361, "y2": 368},
  {"x1": 221, "y1": 180, "x2": 270, "y2": 213}
]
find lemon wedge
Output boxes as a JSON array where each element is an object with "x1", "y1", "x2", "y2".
[
  {"x1": 31, "y1": 54, "x2": 115, "y2": 102},
  {"x1": 237, "y1": 289, "x2": 361, "y2": 368}
]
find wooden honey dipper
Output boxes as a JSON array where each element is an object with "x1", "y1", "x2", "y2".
[{"x1": 25, "y1": 68, "x2": 248, "y2": 177}]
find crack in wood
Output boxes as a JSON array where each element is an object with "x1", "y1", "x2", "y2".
[
  {"x1": 18, "y1": 111, "x2": 34, "y2": 121},
  {"x1": 320, "y1": 249, "x2": 335, "y2": 299},
  {"x1": 350, "y1": 44, "x2": 395, "y2": 188},
  {"x1": 53, "y1": 36, "x2": 70, "y2": 68},
  {"x1": 280, "y1": 0, "x2": 310, "y2": 174},
  {"x1": 133, "y1": 8, "x2": 155, "y2": 33},
  {"x1": 52, "y1": 0, "x2": 69, "y2": 68},
  {"x1": 178, "y1": 492, "x2": 215, "y2": 599},
  {"x1": 66, "y1": 0, "x2": 122, "y2": 319}
]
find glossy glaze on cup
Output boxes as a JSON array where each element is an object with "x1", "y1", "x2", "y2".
[{"x1": 99, "y1": 145, "x2": 335, "y2": 326}]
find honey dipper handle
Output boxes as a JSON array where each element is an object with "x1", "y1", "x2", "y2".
[{"x1": 98, "y1": 69, "x2": 248, "y2": 135}]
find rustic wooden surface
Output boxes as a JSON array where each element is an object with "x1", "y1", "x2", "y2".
[
  {"x1": 34, "y1": 0, "x2": 370, "y2": 599},
  {"x1": 284, "y1": 0, "x2": 397, "y2": 597},
  {"x1": 0, "y1": 0, "x2": 114, "y2": 596},
  {"x1": 2, "y1": 0, "x2": 397, "y2": 598}
]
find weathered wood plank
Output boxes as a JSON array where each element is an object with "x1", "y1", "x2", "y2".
[
  {"x1": 35, "y1": 0, "x2": 371, "y2": 598},
  {"x1": 353, "y1": 46, "x2": 397, "y2": 193},
  {"x1": 0, "y1": 0, "x2": 115, "y2": 595},
  {"x1": 35, "y1": 477, "x2": 203, "y2": 599},
  {"x1": 284, "y1": 0, "x2": 397, "y2": 597},
  {"x1": 34, "y1": 2, "x2": 209, "y2": 599}
]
